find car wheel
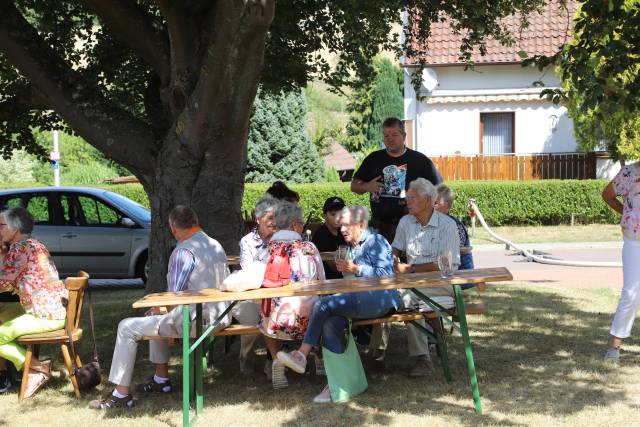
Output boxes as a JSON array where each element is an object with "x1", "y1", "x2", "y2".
[{"x1": 135, "y1": 252, "x2": 149, "y2": 283}]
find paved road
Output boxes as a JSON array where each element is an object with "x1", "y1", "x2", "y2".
[
  {"x1": 89, "y1": 278, "x2": 145, "y2": 290},
  {"x1": 473, "y1": 242, "x2": 623, "y2": 290},
  {"x1": 88, "y1": 241, "x2": 624, "y2": 291}
]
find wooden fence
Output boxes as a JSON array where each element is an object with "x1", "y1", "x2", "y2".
[{"x1": 431, "y1": 153, "x2": 597, "y2": 181}]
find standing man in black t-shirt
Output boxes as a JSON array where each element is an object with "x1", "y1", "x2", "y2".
[
  {"x1": 312, "y1": 197, "x2": 347, "y2": 280},
  {"x1": 351, "y1": 117, "x2": 442, "y2": 243}
]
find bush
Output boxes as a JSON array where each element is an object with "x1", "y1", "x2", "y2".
[{"x1": 1, "y1": 180, "x2": 618, "y2": 226}]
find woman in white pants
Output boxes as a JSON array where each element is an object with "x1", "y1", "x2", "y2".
[{"x1": 602, "y1": 162, "x2": 640, "y2": 364}]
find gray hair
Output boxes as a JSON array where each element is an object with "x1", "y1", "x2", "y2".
[
  {"x1": 169, "y1": 205, "x2": 199, "y2": 229},
  {"x1": 338, "y1": 205, "x2": 370, "y2": 227},
  {"x1": 409, "y1": 178, "x2": 437, "y2": 200},
  {"x1": 1, "y1": 207, "x2": 34, "y2": 234},
  {"x1": 382, "y1": 117, "x2": 406, "y2": 134},
  {"x1": 275, "y1": 200, "x2": 303, "y2": 230},
  {"x1": 436, "y1": 184, "x2": 455, "y2": 205},
  {"x1": 254, "y1": 195, "x2": 278, "y2": 220}
]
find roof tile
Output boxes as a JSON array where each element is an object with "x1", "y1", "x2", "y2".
[{"x1": 406, "y1": 0, "x2": 576, "y2": 66}]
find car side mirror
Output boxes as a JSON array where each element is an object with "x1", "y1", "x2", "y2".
[{"x1": 120, "y1": 217, "x2": 136, "y2": 227}]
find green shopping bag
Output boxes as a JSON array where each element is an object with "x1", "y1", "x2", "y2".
[{"x1": 322, "y1": 325, "x2": 368, "y2": 402}]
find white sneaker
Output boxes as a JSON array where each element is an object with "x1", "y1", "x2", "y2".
[
  {"x1": 312, "y1": 384, "x2": 332, "y2": 403},
  {"x1": 314, "y1": 357, "x2": 326, "y2": 376},
  {"x1": 277, "y1": 350, "x2": 307, "y2": 374},
  {"x1": 604, "y1": 347, "x2": 620, "y2": 365},
  {"x1": 271, "y1": 360, "x2": 288, "y2": 390}
]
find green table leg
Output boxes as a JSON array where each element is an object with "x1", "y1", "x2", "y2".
[
  {"x1": 453, "y1": 284, "x2": 483, "y2": 414},
  {"x1": 182, "y1": 304, "x2": 191, "y2": 427},
  {"x1": 195, "y1": 304, "x2": 204, "y2": 414}
]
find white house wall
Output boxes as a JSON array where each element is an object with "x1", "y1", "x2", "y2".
[{"x1": 404, "y1": 64, "x2": 577, "y2": 155}]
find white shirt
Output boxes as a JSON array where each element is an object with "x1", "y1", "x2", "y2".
[
  {"x1": 392, "y1": 210, "x2": 460, "y2": 268},
  {"x1": 239, "y1": 228, "x2": 270, "y2": 270}
]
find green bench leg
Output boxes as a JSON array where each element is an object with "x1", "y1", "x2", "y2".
[
  {"x1": 182, "y1": 304, "x2": 191, "y2": 427},
  {"x1": 453, "y1": 285, "x2": 482, "y2": 414}
]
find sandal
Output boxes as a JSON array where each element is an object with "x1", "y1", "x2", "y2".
[{"x1": 23, "y1": 363, "x2": 51, "y2": 398}]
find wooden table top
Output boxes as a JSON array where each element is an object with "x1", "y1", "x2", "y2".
[{"x1": 132, "y1": 267, "x2": 511, "y2": 308}]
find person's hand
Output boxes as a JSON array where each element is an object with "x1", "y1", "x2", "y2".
[
  {"x1": 395, "y1": 261, "x2": 412, "y2": 274},
  {"x1": 335, "y1": 259, "x2": 358, "y2": 274},
  {"x1": 366, "y1": 176, "x2": 384, "y2": 195},
  {"x1": 145, "y1": 306, "x2": 166, "y2": 316}
]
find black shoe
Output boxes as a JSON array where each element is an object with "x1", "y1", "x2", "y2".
[
  {"x1": 137, "y1": 377, "x2": 173, "y2": 394},
  {"x1": 0, "y1": 370, "x2": 11, "y2": 393},
  {"x1": 89, "y1": 392, "x2": 134, "y2": 410}
]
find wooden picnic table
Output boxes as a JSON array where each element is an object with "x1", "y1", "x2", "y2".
[{"x1": 132, "y1": 266, "x2": 512, "y2": 426}]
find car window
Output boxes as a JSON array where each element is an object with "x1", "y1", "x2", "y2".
[
  {"x1": 25, "y1": 195, "x2": 51, "y2": 225},
  {"x1": 3, "y1": 196, "x2": 24, "y2": 209},
  {"x1": 77, "y1": 195, "x2": 121, "y2": 226}
]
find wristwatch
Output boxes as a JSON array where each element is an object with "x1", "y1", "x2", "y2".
[{"x1": 410, "y1": 265, "x2": 416, "y2": 274}]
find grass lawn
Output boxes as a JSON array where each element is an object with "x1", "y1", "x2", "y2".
[
  {"x1": 1, "y1": 284, "x2": 638, "y2": 427},
  {"x1": 472, "y1": 224, "x2": 622, "y2": 245}
]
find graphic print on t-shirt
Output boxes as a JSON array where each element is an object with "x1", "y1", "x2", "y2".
[{"x1": 381, "y1": 164, "x2": 407, "y2": 198}]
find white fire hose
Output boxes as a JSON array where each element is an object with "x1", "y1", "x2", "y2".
[{"x1": 468, "y1": 199, "x2": 622, "y2": 268}]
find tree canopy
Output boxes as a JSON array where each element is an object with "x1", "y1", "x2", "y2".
[
  {"x1": 0, "y1": 0, "x2": 547, "y2": 290},
  {"x1": 530, "y1": 0, "x2": 640, "y2": 159}
]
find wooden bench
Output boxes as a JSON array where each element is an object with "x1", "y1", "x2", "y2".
[
  {"x1": 143, "y1": 304, "x2": 486, "y2": 341},
  {"x1": 143, "y1": 303, "x2": 486, "y2": 381}
]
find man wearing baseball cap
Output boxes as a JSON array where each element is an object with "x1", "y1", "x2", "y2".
[{"x1": 312, "y1": 197, "x2": 347, "y2": 280}]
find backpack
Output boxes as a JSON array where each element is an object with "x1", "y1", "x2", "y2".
[{"x1": 261, "y1": 243, "x2": 292, "y2": 316}]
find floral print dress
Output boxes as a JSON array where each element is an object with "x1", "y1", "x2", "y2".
[
  {"x1": 613, "y1": 163, "x2": 640, "y2": 241},
  {"x1": 0, "y1": 239, "x2": 68, "y2": 320},
  {"x1": 259, "y1": 230, "x2": 325, "y2": 340}
]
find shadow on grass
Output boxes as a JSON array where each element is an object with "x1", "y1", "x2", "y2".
[{"x1": 8, "y1": 285, "x2": 635, "y2": 426}]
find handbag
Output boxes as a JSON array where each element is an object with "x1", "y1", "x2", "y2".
[
  {"x1": 322, "y1": 322, "x2": 368, "y2": 402},
  {"x1": 260, "y1": 243, "x2": 292, "y2": 316},
  {"x1": 65, "y1": 288, "x2": 102, "y2": 391}
]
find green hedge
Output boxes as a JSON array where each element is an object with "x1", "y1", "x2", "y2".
[{"x1": 1, "y1": 180, "x2": 618, "y2": 226}]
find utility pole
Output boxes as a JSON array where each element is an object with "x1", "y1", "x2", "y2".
[{"x1": 51, "y1": 130, "x2": 60, "y2": 186}]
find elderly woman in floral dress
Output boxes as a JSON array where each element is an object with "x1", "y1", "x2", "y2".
[
  {"x1": 0, "y1": 207, "x2": 68, "y2": 397},
  {"x1": 259, "y1": 201, "x2": 325, "y2": 389}
]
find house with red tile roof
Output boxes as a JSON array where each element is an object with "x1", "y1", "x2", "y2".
[{"x1": 402, "y1": 1, "x2": 582, "y2": 161}]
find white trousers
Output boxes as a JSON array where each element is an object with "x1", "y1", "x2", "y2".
[
  {"x1": 610, "y1": 239, "x2": 640, "y2": 339},
  {"x1": 232, "y1": 301, "x2": 261, "y2": 359},
  {"x1": 108, "y1": 305, "x2": 231, "y2": 387}
]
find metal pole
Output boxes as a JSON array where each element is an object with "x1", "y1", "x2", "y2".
[{"x1": 52, "y1": 130, "x2": 60, "y2": 187}]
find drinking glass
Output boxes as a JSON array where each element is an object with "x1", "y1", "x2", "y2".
[
  {"x1": 300, "y1": 257, "x2": 317, "y2": 285},
  {"x1": 335, "y1": 245, "x2": 351, "y2": 262},
  {"x1": 437, "y1": 250, "x2": 453, "y2": 279}
]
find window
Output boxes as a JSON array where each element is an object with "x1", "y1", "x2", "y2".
[
  {"x1": 61, "y1": 195, "x2": 121, "y2": 226},
  {"x1": 480, "y1": 112, "x2": 514, "y2": 154},
  {"x1": 25, "y1": 195, "x2": 51, "y2": 225}
]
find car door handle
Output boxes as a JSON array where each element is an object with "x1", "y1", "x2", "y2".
[{"x1": 61, "y1": 233, "x2": 78, "y2": 239}]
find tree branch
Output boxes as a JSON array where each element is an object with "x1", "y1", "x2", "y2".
[
  {"x1": 0, "y1": 0, "x2": 157, "y2": 179},
  {"x1": 156, "y1": 0, "x2": 200, "y2": 115},
  {"x1": 80, "y1": 0, "x2": 171, "y2": 84},
  {"x1": 187, "y1": 0, "x2": 274, "y2": 147}
]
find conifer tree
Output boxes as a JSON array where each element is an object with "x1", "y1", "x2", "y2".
[
  {"x1": 343, "y1": 58, "x2": 403, "y2": 152},
  {"x1": 246, "y1": 89, "x2": 324, "y2": 183}
]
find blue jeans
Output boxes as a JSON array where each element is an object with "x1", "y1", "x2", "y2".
[{"x1": 303, "y1": 290, "x2": 400, "y2": 354}]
